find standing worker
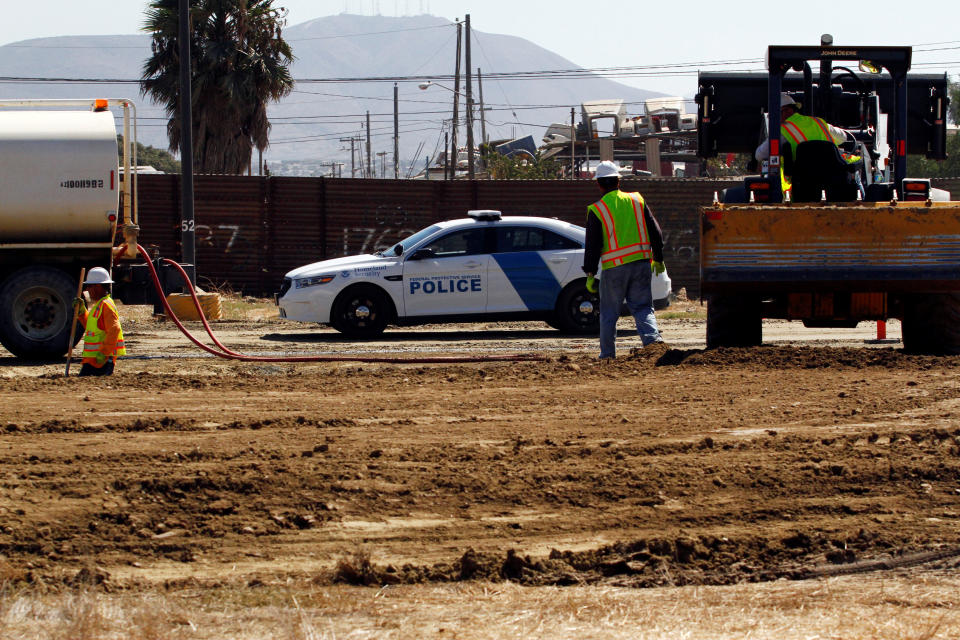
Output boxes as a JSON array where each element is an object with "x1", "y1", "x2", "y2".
[
  {"x1": 583, "y1": 161, "x2": 665, "y2": 359},
  {"x1": 72, "y1": 267, "x2": 126, "y2": 376}
]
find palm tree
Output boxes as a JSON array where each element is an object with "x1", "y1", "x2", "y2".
[{"x1": 141, "y1": 0, "x2": 294, "y2": 174}]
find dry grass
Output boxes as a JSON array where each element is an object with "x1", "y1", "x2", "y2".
[
  {"x1": 198, "y1": 281, "x2": 277, "y2": 322},
  {"x1": 117, "y1": 289, "x2": 277, "y2": 325},
  {"x1": 657, "y1": 308, "x2": 706, "y2": 321},
  {"x1": 217, "y1": 294, "x2": 278, "y2": 322},
  {"x1": 332, "y1": 550, "x2": 380, "y2": 586},
  {"x1": 1, "y1": 571, "x2": 958, "y2": 639}
]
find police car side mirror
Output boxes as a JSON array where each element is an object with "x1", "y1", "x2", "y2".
[
  {"x1": 408, "y1": 248, "x2": 436, "y2": 261},
  {"x1": 393, "y1": 245, "x2": 403, "y2": 256}
]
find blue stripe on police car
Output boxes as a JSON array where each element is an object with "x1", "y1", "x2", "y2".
[{"x1": 492, "y1": 252, "x2": 562, "y2": 311}]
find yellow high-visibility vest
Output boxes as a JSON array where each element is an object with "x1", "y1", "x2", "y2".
[
  {"x1": 588, "y1": 190, "x2": 652, "y2": 270},
  {"x1": 778, "y1": 114, "x2": 860, "y2": 193},
  {"x1": 780, "y1": 113, "x2": 837, "y2": 160},
  {"x1": 81, "y1": 295, "x2": 126, "y2": 361}
]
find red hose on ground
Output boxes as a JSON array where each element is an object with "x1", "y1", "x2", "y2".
[{"x1": 133, "y1": 244, "x2": 548, "y2": 364}]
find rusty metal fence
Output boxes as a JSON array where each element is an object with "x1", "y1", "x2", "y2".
[{"x1": 134, "y1": 175, "x2": 960, "y2": 299}]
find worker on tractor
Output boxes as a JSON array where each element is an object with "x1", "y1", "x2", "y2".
[
  {"x1": 755, "y1": 93, "x2": 861, "y2": 197},
  {"x1": 583, "y1": 161, "x2": 665, "y2": 359},
  {"x1": 72, "y1": 267, "x2": 126, "y2": 376}
]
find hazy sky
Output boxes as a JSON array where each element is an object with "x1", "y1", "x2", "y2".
[{"x1": 3, "y1": 0, "x2": 958, "y2": 97}]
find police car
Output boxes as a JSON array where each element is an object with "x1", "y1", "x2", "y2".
[{"x1": 276, "y1": 210, "x2": 671, "y2": 337}]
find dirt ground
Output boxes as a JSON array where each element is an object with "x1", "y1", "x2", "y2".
[{"x1": 2, "y1": 301, "x2": 960, "y2": 637}]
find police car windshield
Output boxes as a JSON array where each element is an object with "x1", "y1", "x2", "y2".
[{"x1": 383, "y1": 225, "x2": 442, "y2": 256}]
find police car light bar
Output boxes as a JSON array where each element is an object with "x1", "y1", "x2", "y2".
[{"x1": 467, "y1": 210, "x2": 502, "y2": 221}]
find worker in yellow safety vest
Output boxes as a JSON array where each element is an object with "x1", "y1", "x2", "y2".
[
  {"x1": 755, "y1": 93, "x2": 858, "y2": 191},
  {"x1": 582, "y1": 161, "x2": 666, "y2": 359},
  {"x1": 72, "y1": 267, "x2": 126, "y2": 376}
]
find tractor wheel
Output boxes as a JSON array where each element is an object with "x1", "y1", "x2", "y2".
[
  {"x1": 706, "y1": 294, "x2": 762, "y2": 349},
  {"x1": 902, "y1": 293, "x2": 960, "y2": 355}
]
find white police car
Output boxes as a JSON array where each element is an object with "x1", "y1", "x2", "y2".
[{"x1": 277, "y1": 210, "x2": 671, "y2": 337}]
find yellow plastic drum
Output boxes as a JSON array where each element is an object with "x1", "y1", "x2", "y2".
[{"x1": 165, "y1": 292, "x2": 223, "y2": 321}]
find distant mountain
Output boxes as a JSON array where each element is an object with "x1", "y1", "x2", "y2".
[{"x1": 0, "y1": 13, "x2": 666, "y2": 173}]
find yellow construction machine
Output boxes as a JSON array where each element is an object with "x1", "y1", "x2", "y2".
[{"x1": 695, "y1": 37, "x2": 959, "y2": 353}]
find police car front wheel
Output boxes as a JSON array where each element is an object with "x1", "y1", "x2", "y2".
[{"x1": 330, "y1": 286, "x2": 392, "y2": 338}]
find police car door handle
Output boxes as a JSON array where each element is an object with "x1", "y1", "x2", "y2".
[
  {"x1": 463, "y1": 260, "x2": 482, "y2": 268},
  {"x1": 548, "y1": 256, "x2": 568, "y2": 263}
]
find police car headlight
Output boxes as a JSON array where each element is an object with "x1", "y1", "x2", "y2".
[{"x1": 295, "y1": 274, "x2": 336, "y2": 289}]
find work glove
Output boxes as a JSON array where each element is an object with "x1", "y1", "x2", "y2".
[
  {"x1": 72, "y1": 297, "x2": 86, "y2": 313},
  {"x1": 585, "y1": 275, "x2": 598, "y2": 294},
  {"x1": 651, "y1": 261, "x2": 666, "y2": 276},
  {"x1": 95, "y1": 352, "x2": 107, "y2": 366}
]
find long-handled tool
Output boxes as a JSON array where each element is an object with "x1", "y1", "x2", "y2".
[{"x1": 64, "y1": 268, "x2": 86, "y2": 376}]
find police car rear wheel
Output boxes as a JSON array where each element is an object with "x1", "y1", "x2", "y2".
[
  {"x1": 330, "y1": 286, "x2": 391, "y2": 338},
  {"x1": 554, "y1": 283, "x2": 599, "y2": 334}
]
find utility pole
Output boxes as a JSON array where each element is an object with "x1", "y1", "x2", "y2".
[
  {"x1": 339, "y1": 136, "x2": 357, "y2": 177},
  {"x1": 570, "y1": 107, "x2": 576, "y2": 180},
  {"x1": 393, "y1": 83, "x2": 400, "y2": 179},
  {"x1": 177, "y1": 0, "x2": 195, "y2": 282},
  {"x1": 444, "y1": 131, "x2": 449, "y2": 180},
  {"x1": 451, "y1": 19, "x2": 461, "y2": 178},
  {"x1": 477, "y1": 67, "x2": 487, "y2": 145},
  {"x1": 585, "y1": 129, "x2": 590, "y2": 176},
  {"x1": 464, "y1": 14, "x2": 475, "y2": 179},
  {"x1": 376, "y1": 151, "x2": 388, "y2": 178},
  {"x1": 365, "y1": 111, "x2": 372, "y2": 178}
]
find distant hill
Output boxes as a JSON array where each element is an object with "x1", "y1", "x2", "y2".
[{"x1": 0, "y1": 13, "x2": 665, "y2": 173}]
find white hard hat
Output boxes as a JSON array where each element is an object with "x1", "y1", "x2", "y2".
[
  {"x1": 84, "y1": 267, "x2": 113, "y2": 285},
  {"x1": 594, "y1": 161, "x2": 621, "y2": 180},
  {"x1": 780, "y1": 93, "x2": 801, "y2": 109}
]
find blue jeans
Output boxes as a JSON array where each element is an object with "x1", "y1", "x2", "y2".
[{"x1": 598, "y1": 260, "x2": 661, "y2": 358}]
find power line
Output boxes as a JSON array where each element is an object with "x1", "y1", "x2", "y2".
[
  {"x1": 471, "y1": 28, "x2": 519, "y2": 125},
  {"x1": 270, "y1": 124, "x2": 442, "y2": 145},
  {"x1": 407, "y1": 29, "x2": 456, "y2": 76},
  {"x1": 2, "y1": 51, "x2": 958, "y2": 86}
]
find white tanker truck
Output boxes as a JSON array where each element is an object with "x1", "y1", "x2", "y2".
[{"x1": 0, "y1": 99, "x2": 190, "y2": 360}]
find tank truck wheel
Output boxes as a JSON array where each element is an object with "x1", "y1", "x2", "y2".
[
  {"x1": 902, "y1": 293, "x2": 960, "y2": 355},
  {"x1": 0, "y1": 266, "x2": 82, "y2": 360},
  {"x1": 706, "y1": 294, "x2": 762, "y2": 349}
]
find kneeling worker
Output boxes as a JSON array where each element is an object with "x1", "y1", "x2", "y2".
[{"x1": 73, "y1": 267, "x2": 126, "y2": 376}]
